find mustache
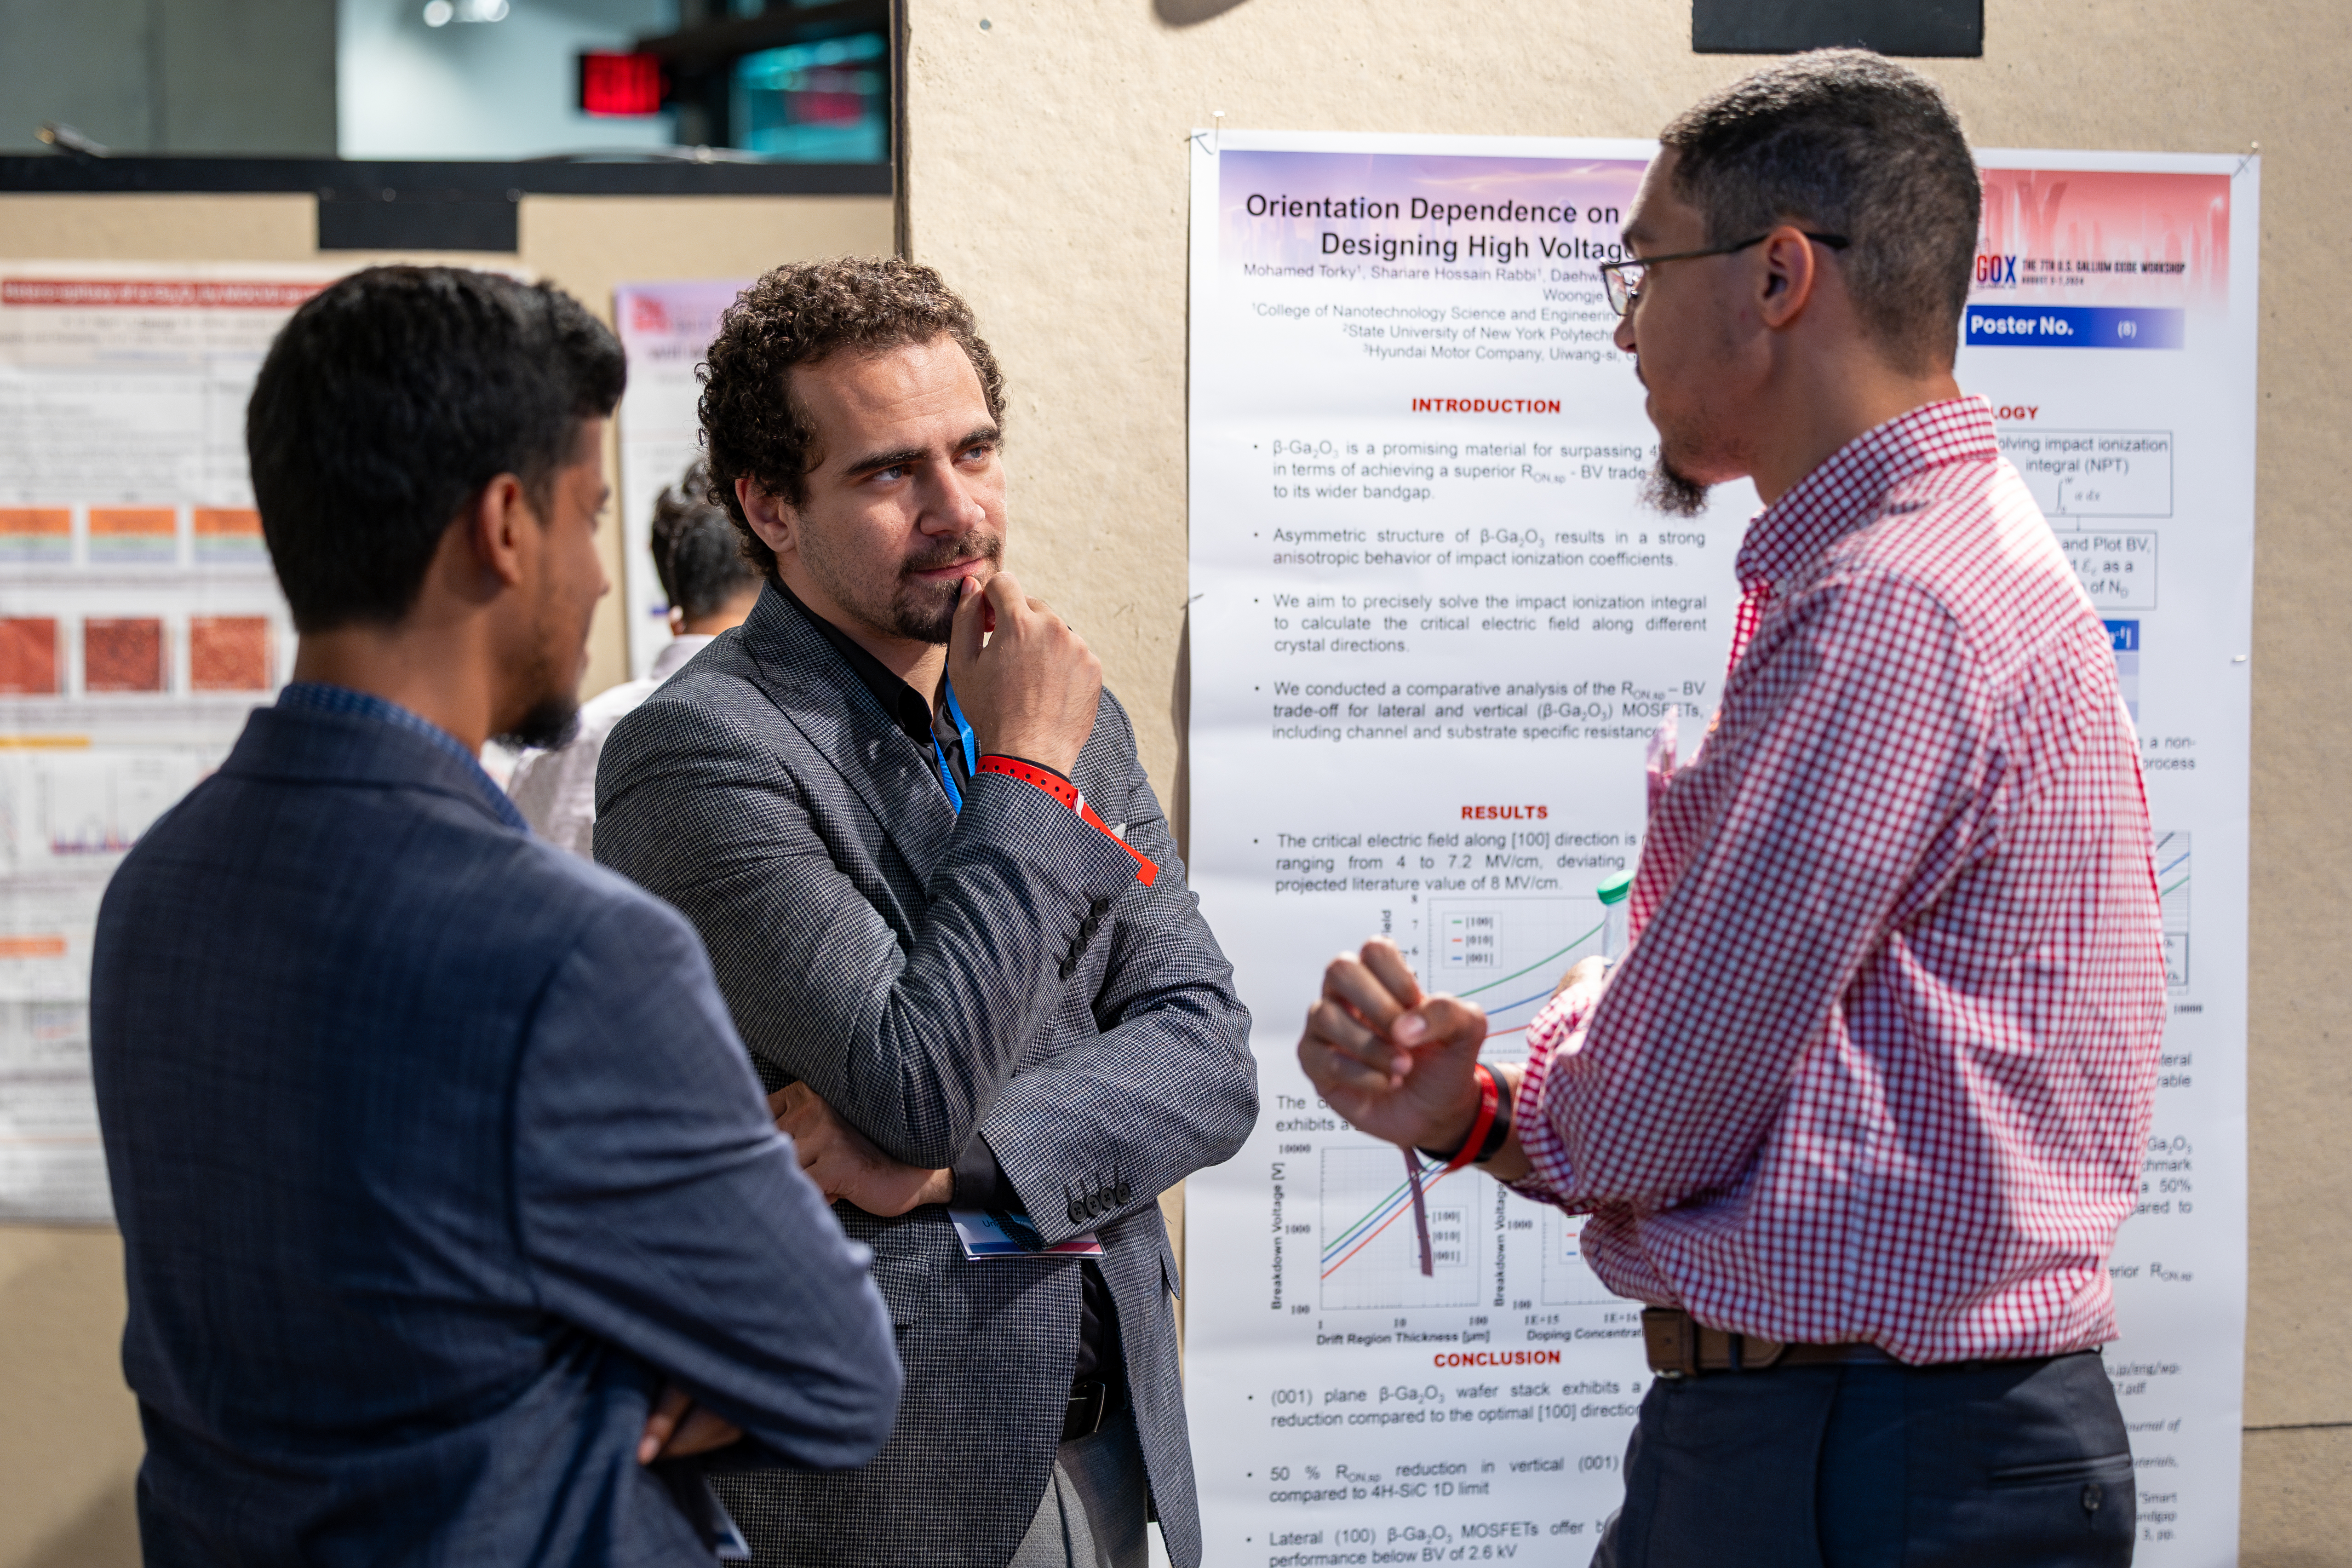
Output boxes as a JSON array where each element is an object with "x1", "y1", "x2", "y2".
[{"x1": 898, "y1": 534, "x2": 1004, "y2": 580}]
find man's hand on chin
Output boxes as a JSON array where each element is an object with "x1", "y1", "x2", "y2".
[
  {"x1": 1296, "y1": 937, "x2": 1490, "y2": 1154},
  {"x1": 947, "y1": 570, "x2": 1103, "y2": 776},
  {"x1": 769, "y1": 1082, "x2": 953, "y2": 1217}
]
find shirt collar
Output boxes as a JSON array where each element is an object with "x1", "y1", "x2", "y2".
[
  {"x1": 275, "y1": 681, "x2": 530, "y2": 832},
  {"x1": 649, "y1": 633, "x2": 713, "y2": 684},
  {"x1": 771, "y1": 577, "x2": 940, "y2": 754},
  {"x1": 1735, "y1": 396, "x2": 2000, "y2": 593}
]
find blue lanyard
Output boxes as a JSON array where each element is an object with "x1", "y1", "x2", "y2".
[{"x1": 932, "y1": 675, "x2": 978, "y2": 814}]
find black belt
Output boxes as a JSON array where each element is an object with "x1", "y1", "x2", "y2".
[{"x1": 1064, "y1": 1378, "x2": 1119, "y2": 1442}]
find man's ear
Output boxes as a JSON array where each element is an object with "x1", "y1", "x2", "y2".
[
  {"x1": 458, "y1": 473, "x2": 533, "y2": 602},
  {"x1": 1755, "y1": 224, "x2": 1822, "y2": 331},
  {"x1": 736, "y1": 476, "x2": 797, "y2": 562}
]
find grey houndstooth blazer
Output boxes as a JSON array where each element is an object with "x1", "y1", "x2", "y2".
[{"x1": 595, "y1": 583, "x2": 1256, "y2": 1568}]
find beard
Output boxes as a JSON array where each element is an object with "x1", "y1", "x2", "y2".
[
  {"x1": 808, "y1": 528, "x2": 1005, "y2": 646},
  {"x1": 496, "y1": 691, "x2": 581, "y2": 752},
  {"x1": 1640, "y1": 453, "x2": 1711, "y2": 518},
  {"x1": 495, "y1": 603, "x2": 586, "y2": 752}
]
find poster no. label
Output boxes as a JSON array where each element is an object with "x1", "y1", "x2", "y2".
[{"x1": 1182, "y1": 129, "x2": 2255, "y2": 1567}]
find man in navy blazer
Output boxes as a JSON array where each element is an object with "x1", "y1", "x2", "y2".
[{"x1": 89, "y1": 266, "x2": 901, "y2": 1567}]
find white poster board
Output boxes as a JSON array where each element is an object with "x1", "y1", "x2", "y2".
[
  {"x1": 613, "y1": 280, "x2": 750, "y2": 680},
  {"x1": 0, "y1": 264, "x2": 332, "y2": 1223},
  {"x1": 1181, "y1": 130, "x2": 2254, "y2": 1565}
]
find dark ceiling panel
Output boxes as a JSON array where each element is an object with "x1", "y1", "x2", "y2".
[
  {"x1": 1692, "y1": 0, "x2": 1983, "y2": 57},
  {"x1": 0, "y1": 156, "x2": 892, "y2": 198}
]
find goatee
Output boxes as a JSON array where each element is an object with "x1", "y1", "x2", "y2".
[
  {"x1": 891, "y1": 533, "x2": 1005, "y2": 644},
  {"x1": 1641, "y1": 456, "x2": 1710, "y2": 518}
]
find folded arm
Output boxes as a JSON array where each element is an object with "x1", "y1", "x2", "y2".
[
  {"x1": 597, "y1": 698, "x2": 1140, "y2": 1170},
  {"x1": 514, "y1": 895, "x2": 902, "y2": 1470},
  {"x1": 973, "y1": 768, "x2": 1258, "y2": 1245}
]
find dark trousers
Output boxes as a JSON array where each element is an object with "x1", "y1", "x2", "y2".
[{"x1": 1591, "y1": 1350, "x2": 2136, "y2": 1568}]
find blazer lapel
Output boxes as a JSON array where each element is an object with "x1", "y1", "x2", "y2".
[{"x1": 734, "y1": 585, "x2": 960, "y2": 882}]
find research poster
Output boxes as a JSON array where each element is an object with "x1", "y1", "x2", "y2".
[
  {"x1": 0, "y1": 264, "x2": 333, "y2": 1222},
  {"x1": 1182, "y1": 131, "x2": 2255, "y2": 1566},
  {"x1": 613, "y1": 279, "x2": 750, "y2": 680}
]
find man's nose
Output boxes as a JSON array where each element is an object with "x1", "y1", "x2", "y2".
[
  {"x1": 1614, "y1": 312, "x2": 1637, "y2": 354},
  {"x1": 918, "y1": 460, "x2": 986, "y2": 533}
]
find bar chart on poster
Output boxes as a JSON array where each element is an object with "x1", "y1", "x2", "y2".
[
  {"x1": 1182, "y1": 132, "x2": 2256, "y2": 1565},
  {"x1": 0, "y1": 265, "x2": 327, "y2": 1222}
]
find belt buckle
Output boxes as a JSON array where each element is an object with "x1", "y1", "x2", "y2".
[
  {"x1": 1064, "y1": 1378, "x2": 1111, "y2": 1441},
  {"x1": 1641, "y1": 1307, "x2": 1699, "y2": 1378}
]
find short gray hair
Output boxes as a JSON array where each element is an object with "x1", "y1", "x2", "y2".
[{"x1": 1660, "y1": 50, "x2": 1979, "y2": 374}]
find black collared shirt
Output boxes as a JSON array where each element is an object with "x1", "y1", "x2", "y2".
[
  {"x1": 773, "y1": 579, "x2": 1118, "y2": 1395},
  {"x1": 775, "y1": 577, "x2": 965, "y2": 780}
]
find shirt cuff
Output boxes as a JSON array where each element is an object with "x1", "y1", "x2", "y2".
[{"x1": 950, "y1": 1133, "x2": 1012, "y2": 1211}]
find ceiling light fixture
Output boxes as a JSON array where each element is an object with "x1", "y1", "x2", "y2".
[{"x1": 425, "y1": 0, "x2": 509, "y2": 23}]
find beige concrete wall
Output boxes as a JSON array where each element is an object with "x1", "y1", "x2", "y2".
[
  {"x1": 897, "y1": 1, "x2": 2351, "y2": 1561},
  {"x1": 0, "y1": 188, "x2": 890, "y2": 1568},
  {"x1": 6, "y1": 0, "x2": 2347, "y2": 1557}
]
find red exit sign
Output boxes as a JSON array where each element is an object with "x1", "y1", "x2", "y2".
[{"x1": 579, "y1": 52, "x2": 663, "y2": 117}]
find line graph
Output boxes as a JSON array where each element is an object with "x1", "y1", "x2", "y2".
[
  {"x1": 1318, "y1": 1146, "x2": 1479, "y2": 1310},
  {"x1": 1428, "y1": 896, "x2": 1607, "y2": 1052},
  {"x1": 2157, "y1": 829, "x2": 2189, "y2": 988}
]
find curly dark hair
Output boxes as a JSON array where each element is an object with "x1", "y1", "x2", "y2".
[{"x1": 698, "y1": 257, "x2": 1006, "y2": 578}]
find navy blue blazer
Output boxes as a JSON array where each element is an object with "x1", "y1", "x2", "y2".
[{"x1": 91, "y1": 694, "x2": 901, "y2": 1566}]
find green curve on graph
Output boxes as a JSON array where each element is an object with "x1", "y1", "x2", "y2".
[
  {"x1": 1453, "y1": 917, "x2": 1609, "y2": 999},
  {"x1": 2160, "y1": 874, "x2": 2190, "y2": 897}
]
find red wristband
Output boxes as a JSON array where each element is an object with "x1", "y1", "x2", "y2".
[
  {"x1": 1443, "y1": 1064, "x2": 1501, "y2": 1174},
  {"x1": 975, "y1": 755, "x2": 1159, "y2": 887}
]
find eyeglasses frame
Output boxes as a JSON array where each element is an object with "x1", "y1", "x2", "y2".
[{"x1": 1599, "y1": 231, "x2": 1852, "y2": 317}]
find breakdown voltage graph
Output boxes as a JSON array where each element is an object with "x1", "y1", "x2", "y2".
[{"x1": 1318, "y1": 1146, "x2": 1480, "y2": 1310}]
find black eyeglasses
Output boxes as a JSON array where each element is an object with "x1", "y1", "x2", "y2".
[{"x1": 1599, "y1": 232, "x2": 1850, "y2": 316}]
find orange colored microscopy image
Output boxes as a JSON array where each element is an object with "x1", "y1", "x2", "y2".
[
  {"x1": 190, "y1": 616, "x2": 272, "y2": 691},
  {"x1": 0, "y1": 618, "x2": 59, "y2": 694},
  {"x1": 85, "y1": 618, "x2": 166, "y2": 692}
]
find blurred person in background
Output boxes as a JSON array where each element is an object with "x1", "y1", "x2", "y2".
[{"x1": 510, "y1": 457, "x2": 763, "y2": 855}]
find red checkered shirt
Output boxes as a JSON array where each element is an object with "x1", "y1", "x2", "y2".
[{"x1": 1509, "y1": 398, "x2": 2166, "y2": 1364}]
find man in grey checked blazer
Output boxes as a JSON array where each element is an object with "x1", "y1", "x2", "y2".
[{"x1": 596, "y1": 258, "x2": 1256, "y2": 1568}]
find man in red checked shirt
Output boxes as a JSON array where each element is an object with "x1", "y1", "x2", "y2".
[{"x1": 1298, "y1": 52, "x2": 2164, "y2": 1568}]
